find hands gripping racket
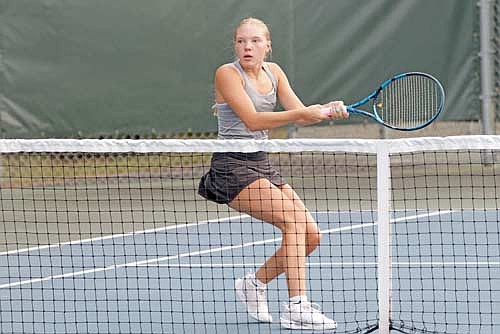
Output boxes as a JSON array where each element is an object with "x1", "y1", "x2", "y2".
[{"x1": 322, "y1": 72, "x2": 445, "y2": 131}]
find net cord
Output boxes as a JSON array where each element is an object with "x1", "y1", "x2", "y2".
[{"x1": 1, "y1": 135, "x2": 500, "y2": 154}]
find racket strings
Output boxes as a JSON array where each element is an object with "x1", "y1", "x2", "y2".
[{"x1": 376, "y1": 75, "x2": 442, "y2": 129}]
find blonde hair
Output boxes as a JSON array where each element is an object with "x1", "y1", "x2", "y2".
[
  {"x1": 234, "y1": 17, "x2": 271, "y2": 41},
  {"x1": 234, "y1": 17, "x2": 272, "y2": 58}
]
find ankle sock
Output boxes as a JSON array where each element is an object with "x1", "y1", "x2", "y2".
[
  {"x1": 289, "y1": 295, "x2": 308, "y2": 304},
  {"x1": 249, "y1": 273, "x2": 266, "y2": 288}
]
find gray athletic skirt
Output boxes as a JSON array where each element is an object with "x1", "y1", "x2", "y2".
[{"x1": 198, "y1": 152, "x2": 285, "y2": 204}]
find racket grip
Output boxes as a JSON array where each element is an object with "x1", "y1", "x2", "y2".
[{"x1": 321, "y1": 107, "x2": 332, "y2": 117}]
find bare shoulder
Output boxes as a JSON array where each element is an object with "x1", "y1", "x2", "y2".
[
  {"x1": 214, "y1": 63, "x2": 244, "y2": 94},
  {"x1": 265, "y1": 62, "x2": 282, "y2": 71},
  {"x1": 215, "y1": 63, "x2": 241, "y2": 78},
  {"x1": 265, "y1": 62, "x2": 286, "y2": 80}
]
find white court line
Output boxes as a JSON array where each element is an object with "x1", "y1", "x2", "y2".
[
  {"x1": 0, "y1": 210, "x2": 371, "y2": 256},
  {"x1": 143, "y1": 261, "x2": 500, "y2": 268},
  {"x1": 0, "y1": 210, "x2": 454, "y2": 289},
  {"x1": 0, "y1": 210, "x2": 355, "y2": 256},
  {"x1": 2, "y1": 209, "x2": 378, "y2": 260},
  {"x1": 152, "y1": 262, "x2": 379, "y2": 268},
  {"x1": 142, "y1": 210, "x2": 455, "y2": 266},
  {"x1": 0, "y1": 214, "x2": 250, "y2": 256},
  {"x1": 394, "y1": 261, "x2": 500, "y2": 266}
]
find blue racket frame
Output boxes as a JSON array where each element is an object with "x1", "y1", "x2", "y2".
[{"x1": 347, "y1": 72, "x2": 445, "y2": 131}]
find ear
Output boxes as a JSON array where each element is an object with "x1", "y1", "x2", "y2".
[{"x1": 266, "y1": 41, "x2": 272, "y2": 54}]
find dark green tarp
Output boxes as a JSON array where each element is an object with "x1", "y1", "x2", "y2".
[{"x1": 0, "y1": 0, "x2": 476, "y2": 138}]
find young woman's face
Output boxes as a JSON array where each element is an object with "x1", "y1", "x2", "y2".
[{"x1": 234, "y1": 23, "x2": 270, "y2": 66}]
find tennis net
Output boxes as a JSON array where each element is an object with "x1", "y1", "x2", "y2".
[{"x1": 0, "y1": 136, "x2": 499, "y2": 334}]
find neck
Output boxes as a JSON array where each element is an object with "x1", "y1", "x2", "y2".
[{"x1": 239, "y1": 60, "x2": 265, "y2": 79}]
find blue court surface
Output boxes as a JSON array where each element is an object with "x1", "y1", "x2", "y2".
[{"x1": 1, "y1": 210, "x2": 499, "y2": 333}]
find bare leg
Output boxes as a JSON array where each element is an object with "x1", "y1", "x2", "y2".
[
  {"x1": 230, "y1": 180, "x2": 321, "y2": 297},
  {"x1": 254, "y1": 185, "x2": 320, "y2": 285}
]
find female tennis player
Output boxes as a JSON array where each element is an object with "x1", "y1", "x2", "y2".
[{"x1": 198, "y1": 17, "x2": 348, "y2": 330}]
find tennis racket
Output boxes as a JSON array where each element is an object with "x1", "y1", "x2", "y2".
[{"x1": 322, "y1": 72, "x2": 445, "y2": 131}]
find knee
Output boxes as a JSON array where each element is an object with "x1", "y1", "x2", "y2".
[
  {"x1": 307, "y1": 227, "x2": 322, "y2": 251},
  {"x1": 281, "y1": 220, "x2": 308, "y2": 235},
  {"x1": 279, "y1": 210, "x2": 308, "y2": 235}
]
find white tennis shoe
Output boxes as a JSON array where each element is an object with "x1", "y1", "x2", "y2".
[
  {"x1": 280, "y1": 301, "x2": 337, "y2": 330},
  {"x1": 235, "y1": 273, "x2": 273, "y2": 323}
]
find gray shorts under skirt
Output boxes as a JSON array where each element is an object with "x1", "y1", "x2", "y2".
[{"x1": 198, "y1": 152, "x2": 285, "y2": 204}]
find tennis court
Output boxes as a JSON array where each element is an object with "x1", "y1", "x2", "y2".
[
  {"x1": 1, "y1": 137, "x2": 499, "y2": 333},
  {"x1": 1, "y1": 208, "x2": 498, "y2": 334}
]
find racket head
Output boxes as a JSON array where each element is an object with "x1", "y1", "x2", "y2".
[{"x1": 372, "y1": 72, "x2": 445, "y2": 131}]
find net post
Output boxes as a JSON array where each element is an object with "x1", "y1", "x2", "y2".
[
  {"x1": 377, "y1": 142, "x2": 391, "y2": 334},
  {"x1": 479, "y1": 0, "x2": 496, "y2": 135}
]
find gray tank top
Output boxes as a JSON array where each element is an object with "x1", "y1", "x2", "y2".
[{"x1": 214, "y1": 60, "x2": 277, "y2": 139}]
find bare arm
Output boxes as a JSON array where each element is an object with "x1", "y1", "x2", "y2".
[
  {"x1": 214, "y1": 65, "x2": 328, "y2": 131},
  {"x1": 268, "y1": 63, "x2": 305, "y2": 111},
  {"x1": 268, "y1": 63, "x2": 348, "y2": 125},
  {"x1": 269, "y1": 63, "x2": 309, "y2": 126}
]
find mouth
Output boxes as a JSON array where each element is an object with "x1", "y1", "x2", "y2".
[{"x1": 243, "y1": 55, "x2": 253, "y2": 60}]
